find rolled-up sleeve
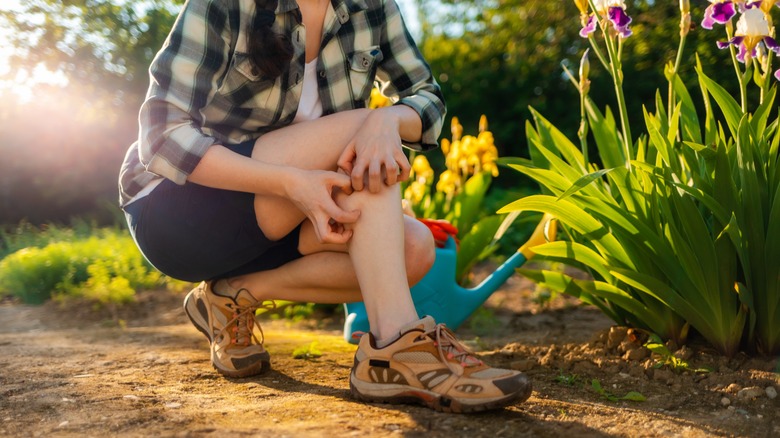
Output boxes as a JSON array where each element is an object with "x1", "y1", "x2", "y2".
[
  {"x1": 137, "y1": 0, "x2": 232, "y2": 184},
  {"x1": 377, "y1": 0, "x2": 446, "y2": 151}
]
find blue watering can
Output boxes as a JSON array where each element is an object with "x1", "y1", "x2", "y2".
[{"x1": 342, "y1": 214, "x2": 557, "y2": 343}]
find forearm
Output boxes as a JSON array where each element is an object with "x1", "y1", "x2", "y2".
[
  {"x1": 187, "y1": 145, "x2": 296, "y2": 197},
  {"x1": 372, "y1": 105, "x2": 422, "y2": 143}
]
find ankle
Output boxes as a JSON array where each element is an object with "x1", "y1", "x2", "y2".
[
  {"x1": 372, "y1": 316, "x2": 428, "y2": 348},
  {"x1": 223, "y1": 276, "x2": 267, "y2": 302}
]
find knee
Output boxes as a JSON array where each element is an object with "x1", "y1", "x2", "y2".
[{"x1": 404, "y1": 217, "x2": 435, "y2": 286}]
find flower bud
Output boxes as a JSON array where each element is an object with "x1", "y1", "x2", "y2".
[
  {"x1": 579, "y1": 48, "x2": 591, "y2": 94},
  {"x1": 573, "y1": 0, "x2": 589, "y2": 14},
  {"x1": 679, "y1": 0, "x2": 689, "y2": 14},
  {"x1": 680, "y1": 12, "x2": 691, "y2": 37},
  {"x1": 579, "y1": 49, "x2": 590, "y2": 81},
  {"x1": 479, "y1": 114, "x2": 488, "y2": 133}
]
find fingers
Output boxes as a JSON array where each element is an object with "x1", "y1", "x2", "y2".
[
  {"x1": 331, "y1": 170, "x2": 354, "y2": 196},
  {"x1": 337, "y1": 144, "x2": 356, "y2": 177},
  {"x1": 350, "y1": 155, "x2": 407, "y2": 192},
  {"x1": 367, "y1": 160, "x2": 382, "y2": 193},
  {"x1": 350, "y1": 160, "x2": 366, "y2": 192},
  {"x1": 315, "y1": 218, "x2": 353, "y2": 245}
]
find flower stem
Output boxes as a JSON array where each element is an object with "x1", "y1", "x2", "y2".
[
  {"x1": 725, "y1": 23, "x2": 748, "y2": 112},
  {"x1": 667, "y1": 23, "x2": 688, "y2": 130},
  {"x1": 605, "y1": 34, "x2": 632, "y2": 168},
  {"x1": 579, "y1": 89, "x2": 589, "y2": 169}
]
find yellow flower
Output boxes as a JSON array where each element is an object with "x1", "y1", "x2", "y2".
[
  {"x1": 368, "y1": 88, "x2": 391, "y2": 109},
  {"x1": 483, "y1": 161, "x2": 499, "y2": 177},
  {"x1": 479, "y1": 114, "x2": 488, "y2": 133},
  {"x1": 451, "y1": 117, "x2": 463, "y2": 141},
  {"x1": 436, "y1": 169, "x2": 459, "y2": 195},
  {"x1": 441, "y1": 138, "x2": 451, "y2": 156},
  {"x1": 411, "y1": 155, "x2": 434, "y2": 181},
  {"x1": 404, "y1": 180, "x2": 427, "y2": 204}
]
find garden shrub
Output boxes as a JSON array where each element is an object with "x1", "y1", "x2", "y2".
[{"x1": 0, "y1": 228, "x2": 165, "y2": 304}]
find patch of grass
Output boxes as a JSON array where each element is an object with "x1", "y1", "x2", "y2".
[
  {"x1": 292, "y1": 341, "x2": 323, "y2": 360},
  {"x1": 0, "y1": 227, "x2": 166, "y2": 304},
  {"x1": 590, "y1": 379, "x2": 645, "y2": 403},
  {"x1": 644, "y1": 334, "x2": 712, "y2": 374},
  {"x1": 554, "y1": 370, "x2": 581, "y2": 386}
]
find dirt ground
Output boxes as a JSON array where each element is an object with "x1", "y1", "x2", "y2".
[{"x1": 1, "y1": 267, "x2": 778, "y2": 438}]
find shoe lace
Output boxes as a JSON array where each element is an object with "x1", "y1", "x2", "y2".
[
  {"x1": 222, "y1": 300, "x2": 276, "y2": 347},
  {"x1": 424, "y1": 323, "x2": 484, "y2": 374}
]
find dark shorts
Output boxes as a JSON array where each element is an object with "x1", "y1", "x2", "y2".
[{"x1": 122, "y1": 140, "x2": 303, "y2": 282}]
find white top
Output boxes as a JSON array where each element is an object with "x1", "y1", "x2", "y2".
[{"x1": 293, "y1": 57, "x2": 324, "y2": 124}]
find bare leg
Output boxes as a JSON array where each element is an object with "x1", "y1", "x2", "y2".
[
  {"x1": 229, "y1": 214, "x2": 434, "y2": 305},
  {"x1": 227, "y1": 109, "x2": 435, "y2": 339}
]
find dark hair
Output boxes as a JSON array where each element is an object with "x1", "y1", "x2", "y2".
[{"x1": 248, "y1": 0, "x2": 294, "y2": 79}]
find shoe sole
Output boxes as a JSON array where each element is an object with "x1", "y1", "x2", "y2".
[
  {"x1": 183, "y1": 288, "x2": 213, "y2": 342},
  {"x1": 183, "y1": 287, "x2": 271, "y2": 378},
  {"x1": 349, "y1": 373, "x2": 532, "y2": 414}
]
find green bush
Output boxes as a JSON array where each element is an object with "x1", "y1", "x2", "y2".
[{"x1": 0, "y1": 228, "x2": 164, "y2": 304}]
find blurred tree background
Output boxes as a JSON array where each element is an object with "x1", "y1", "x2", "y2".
[{"x1": 0, "y1": 0, "x2": 733, "y2": 226}]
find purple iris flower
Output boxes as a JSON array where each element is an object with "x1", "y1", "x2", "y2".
[
  {"x1": 717, "y1": 8, "x2": 780, "y2": 63},
  {"x1": 702, "y1": 1, "x2": 737, "y2": 30},
  {"x1": 579, "y1": 1, "x2": 633, "y2": 38}
]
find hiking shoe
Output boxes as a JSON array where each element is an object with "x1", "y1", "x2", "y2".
[
  {"x1": 350, "y1": 316, "x2": 532, "y2": 413},
  {"x1": 183, "y1": 281, "x2": 274, "y2": 378}
]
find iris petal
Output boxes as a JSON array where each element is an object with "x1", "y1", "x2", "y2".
[
  {"x1": 712, "y1": 3, "x2": 737, "y2": 23},
  {"x1": 580, "y1": 14, "x2": 597, "y2": 38},
  {"x1": 764, "y1": 36, "x2": 780, "y2": 54},
  {"x1": 608, "y1": 7, "x2": 633, "y2": 38}
]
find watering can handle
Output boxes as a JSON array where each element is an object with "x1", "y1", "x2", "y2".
[{"x1": 518, "y1": 213, "x2": 557, "y2": 259}]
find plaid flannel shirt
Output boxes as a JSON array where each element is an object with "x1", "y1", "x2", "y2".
[{"x1": 119, "y1": 0, "x2": 446, "y2": 206}]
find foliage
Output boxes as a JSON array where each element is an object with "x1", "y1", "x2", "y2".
[
  {"x1": 400, "y1": 115, "x2": 508, "y2": 284},
  {"x1": 0, "y1": 0, "x2": 183, "y2": 105},
  {"x1": 554, "y1": 370, "x2": 581, "y2": 387},
  {"x1": 292, "y1": 341, "x2": 323, "y2": 360},
  {"x1": 419, "y1": 0, "x2": 737, "y2": 159},
  {"x1": 590, "y1": 379, "x2": 645, "y2": 402},
  {"x1": 644, "y1": 334, "x2": 712, "y2": 374},
  {"x1": 0, "y1": 227, "x2": 167, "y2": 304},
  {"x1": 0, "y1": 0, "x2": 181, "y2": 226},
  {"x1": 502, "y1": 2, "x2": 780, "y2": 356}
]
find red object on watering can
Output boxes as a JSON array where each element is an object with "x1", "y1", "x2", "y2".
[
  {"x1": 417, "y1": 218, "x2": 459, "y2": 248},
  {"x1": 343, "y1": 214, "x2": 558, "y2": 343}
]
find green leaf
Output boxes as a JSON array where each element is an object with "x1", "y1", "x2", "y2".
[
  {"x1": 585, "y1": 100, "x2": 626, "y2": 169},
  {"x1": 696, "y1": 60, "x2": 742, "y2": 138},
  {"x1": 621, "y1": 391, "x2": 646, "y2": 402},
  {"x1": 558, "y1": 168, "x2": 615, "y2": 201},
  {"x1": 446, "y1": 172, "x2": 492, "y2": 237},
  {"x1": 672, "y1": 73, "x2": 702, "y2": 144},
  {"x1": 455, "y1": 215, "x2": 504, "y2": 284}
]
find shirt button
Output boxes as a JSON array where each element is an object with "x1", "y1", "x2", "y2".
[{"x1": 319, "y1": 70, "x2": 326, "y2": 78}]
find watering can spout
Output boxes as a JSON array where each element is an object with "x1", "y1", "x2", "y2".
[{"x1": 466, "y1": 213, "x2": 558, "y2": 304}]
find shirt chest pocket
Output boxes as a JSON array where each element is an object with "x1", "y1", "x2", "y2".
[
  {"x1": 348, "y1": 47, "x2": 383, "y2": 103},
  {"x1": 215, "y1": 53, "x2": 277, "y2": 110}
]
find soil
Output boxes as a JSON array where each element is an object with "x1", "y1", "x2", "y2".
[{"x1": 1, "y1": 265, "x2": 778, "y2": 438}]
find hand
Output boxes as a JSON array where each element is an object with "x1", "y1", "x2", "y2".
[
  {"x1": 337, "y1": 109, "x2": 411, "y2": 193},
  {"x1": 286, "y1": 169, "x2": 361, "y2": 244}
]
